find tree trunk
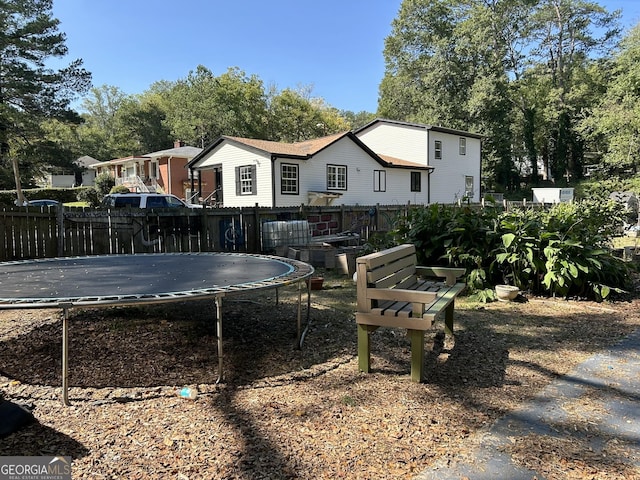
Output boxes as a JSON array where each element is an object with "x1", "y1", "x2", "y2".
[
  {"x1": 523, "y1": 107, "x2": 538, "y2": 182},
  {"x1": 12, "y1": 157, "x2": 25, "y2": 205}
]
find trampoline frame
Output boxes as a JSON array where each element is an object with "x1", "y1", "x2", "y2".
[{"x1": 0, "y1": 252, "x2": 315, "y2": 405}]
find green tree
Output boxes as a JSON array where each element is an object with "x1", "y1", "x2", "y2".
[
  {"x1": 0, "y1": 0, "x2": 91, "y2": 200},
  {"x1": 524, "y1": 0, "x2": 620, "y2": 182},
  {"x1": 379, "y1": 0, "x2": 471, "y2": 127},
  {"x1": 580, "y1": 23, "x2": 640, "y2": 175},
  {"x1": 379, "y1": 0, "x2": 621, "y2": 191},
  {"x1": 113, "y1": 94, "x2": 172, "y2": 155},
  {"x1": 163, "y1": 66, "x2": 268, "y2": 146},
  {"x1": 78, "y1": 85, "x2": 129, "y2": 159},
  {"x1": 266, "y1": 87, "x2": 351, "y2": 142}
]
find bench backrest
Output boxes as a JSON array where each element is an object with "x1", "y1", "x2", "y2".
[{"x1": 356, "y1": 245, "x2": 419, "y2": 309}]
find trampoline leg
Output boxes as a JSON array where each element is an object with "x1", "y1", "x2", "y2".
[
  {"x1": 62, "y1": 307, "x2": 70, "y2": 406},
  {"x1": 296, "y1": 280, "x2": 313, "y2": 349},
  {"x1": 215, "y1": 297, "x2": 223, "y2": 384}
]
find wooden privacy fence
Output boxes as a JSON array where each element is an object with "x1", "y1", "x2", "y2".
[{"x1": 0, "y1": 204, "x2": 408, "y2": 262}]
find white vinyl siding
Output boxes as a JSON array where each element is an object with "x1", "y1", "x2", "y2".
[
  {"x1": 275, "y1": 137, "x2": 428, "y2": 206},
  {"x1": 195, "y1": 142, "x2": 272, "y2": 207},
  {"x1": 429, "y1": 133, "x2": 481, "y2": 203},
  {"x1": 356, "y1": 123, "x2": 428, "y2": 166}
]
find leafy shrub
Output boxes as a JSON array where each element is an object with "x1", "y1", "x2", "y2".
[
  {"x1": 76, "y1": 187, "x2": 100, "y2": 207},
  {"x1": 94, "y1": 173, "x2": 115, "y2": 196},
  {"x1": 392, "y1": 201, "x2": 632, "y2": 302},
  {"x1": 109, "y1": 185, "x2": 130, "y2": 194}
]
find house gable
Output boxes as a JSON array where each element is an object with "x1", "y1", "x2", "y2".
[{"x1": 355, "y1": 118, "x2": 482, "y2": 203}]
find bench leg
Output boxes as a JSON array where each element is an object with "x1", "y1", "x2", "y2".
[
  {"x1": 444, "y1": 301, "x2": 455, "y2": 336},
  {"x1": 357, "y1": 324, "x2": 380, "y2": 373},
  {"x1": 357, "y1": 324, "x2": 372, "y2": 373},
  {"x1": 408, "y1": 329, "x2": 425, "y2": 382}
]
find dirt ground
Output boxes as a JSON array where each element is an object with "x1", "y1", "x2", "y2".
[{"x1": 1, "y1": 270, "x2": 640, "y2": 479}]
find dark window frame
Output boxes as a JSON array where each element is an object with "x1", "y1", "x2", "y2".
[
  {"x1": 280, "y1": 163, "x2": 299, "y2": 195},
  {"x1": 434, "y1": 140, "x2": 442, "y2": 160},
  {"x1": 373, "y1": 170, "x2": 386, "y2": 192},
  {"x1": 235, "y1": 164, "x2": 257, "y2": 196},
  {"x1": 410, "y1": 171, "x2": 421, "y2": 192}
]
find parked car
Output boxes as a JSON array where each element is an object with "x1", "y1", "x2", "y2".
[
  {"x1": 100, "y1": 193, "x2": 202, "y2": 209},
  {"x1": 27, "y1": 199, "x2": 60, "y2": 207}
]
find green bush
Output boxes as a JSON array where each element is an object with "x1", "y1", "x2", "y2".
[
  {"x1": 94, "y1": 173, "x2": 115, "y2": 196},
  {"x1": 393, "y1": 201, "x2": 632, "y2": 302},
  {"x1": 109, "y1": 185, "x2": 130, "y2": 194},
  {"x1": 76, "y1": 187, "x2": 100, "y2": 207}
]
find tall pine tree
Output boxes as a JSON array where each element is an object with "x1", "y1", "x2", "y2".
[{"x1": 0, "y1": 0, "x2": 91, "y2": 200}]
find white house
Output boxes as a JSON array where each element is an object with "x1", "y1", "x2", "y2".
[
  {"x1": 187, "y1": 118, "x2": 482, "y2": 207},
  {"x1": 355, "y1": 119, "x2": 482, "y2": 203}
]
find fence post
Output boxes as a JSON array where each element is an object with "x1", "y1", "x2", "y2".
[{"x1": 57, "y1": 206, "x2": 65, "y2": 257}]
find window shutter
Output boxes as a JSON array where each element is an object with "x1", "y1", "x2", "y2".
[
  {"x1": 250, "y1": 165, "x2": 257, "y2": 195},
  {"x1": 235, "y1": 166, "x2": 241, "y2": 195}
]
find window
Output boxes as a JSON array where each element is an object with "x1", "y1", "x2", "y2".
[
  {"x1": 465, "y1": 175, "x2": 474, "y2": 198},
  {"x1": 459, "y1": 137, "x2": 466, "y2": 155},
  {"x1": 235, "y1": 165, "x2": 257, "y2": 195},
  {"x1": 411, "y1": 171, "x2": 421, "y2": 192},
  {"x1": 373, "y1": 170, "x2": 386, "y2": 192},
  {"x1": 434, "y1": 140, "x2": 442, "y2": 160},
  {"x1": 327, "y1": 164, "x2": 347, "y2": 190},
  {"x1": 150, "y1": 161, "x2": 159, "y2": 178},
  {"x1": 281, "y1": 163, "x2": 299, "y2": 195}
]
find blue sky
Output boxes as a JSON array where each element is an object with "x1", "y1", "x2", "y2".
[{"x1": 52, "y1": 0, "x2": 640, "y2": 114}]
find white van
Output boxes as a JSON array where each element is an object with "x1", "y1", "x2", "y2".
[{"x1": 101, "y1": 193, "x2": 202, "y2": 209}]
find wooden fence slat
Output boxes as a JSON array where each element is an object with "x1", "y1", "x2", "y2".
[{"x1": 0, "y1": 203, "x2": 430, "y2": 262}]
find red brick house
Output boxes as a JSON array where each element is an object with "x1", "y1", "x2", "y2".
[{"x1": 91, "y1": 141, "x2": 217, "y2": 204}]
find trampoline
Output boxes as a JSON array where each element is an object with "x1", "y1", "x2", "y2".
[{"x1": 0, "y1": 252, "x2": 314, "y2": 405}]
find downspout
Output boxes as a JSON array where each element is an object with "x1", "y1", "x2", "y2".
[
  {"x1": 478, "y1": 138, "x2": 483, "y2": 202},
  {"x1": 271, "y1": 155, "x2": 277, "y2": 207},
  {"x1": 189, "y1": 166, "x2": 195, "y2": 200},
  {"x1": 167, "y1": 156, "x2": 173, "y2": 195},
  {"x1": 426, "y1": 132, "x2": 431, "y2": 204}
]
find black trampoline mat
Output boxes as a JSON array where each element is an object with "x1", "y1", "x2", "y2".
[{"x1": 0, "y1": 253, "x2": 313, "y2": 306}]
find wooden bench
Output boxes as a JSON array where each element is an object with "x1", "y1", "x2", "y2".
[{"x1": 355, "y1": 244, "x2": 466, "y2": 382}]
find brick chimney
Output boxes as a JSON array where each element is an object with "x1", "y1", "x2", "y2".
[{"x1": 174, "y1": 140, "x2": 185, "y2": 148}]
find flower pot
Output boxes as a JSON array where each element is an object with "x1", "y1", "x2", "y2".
[
  {"x1": 495, "y1": 284, "x2": 519, "y2": 302},
  {"x1": 307, "y1": 277, "x2": 324, "y2": 290}
]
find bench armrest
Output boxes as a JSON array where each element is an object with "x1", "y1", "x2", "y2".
[{"x1": 416, "y1": 266, "x2": 466, "y2": 286}]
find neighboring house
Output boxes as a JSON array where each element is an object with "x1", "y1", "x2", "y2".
[
  {"x1": 354, "y1": 119, "x2": 482, "y2": 203},
  {"x1": 186, "y1": 118, "x2": 482, "y2": 208},
  {"x1": 37, "y1": 155, "x2": 100, "y2": 188},
  {"x1": 74, "y1": 156, "x2": 99, "y2": 186},
  {"x1": 187, "y1": 131, "x2": 432, "y2": 208},
  {"x1": 91, "y1": 141, "x2": 216, "y2": 202}
]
